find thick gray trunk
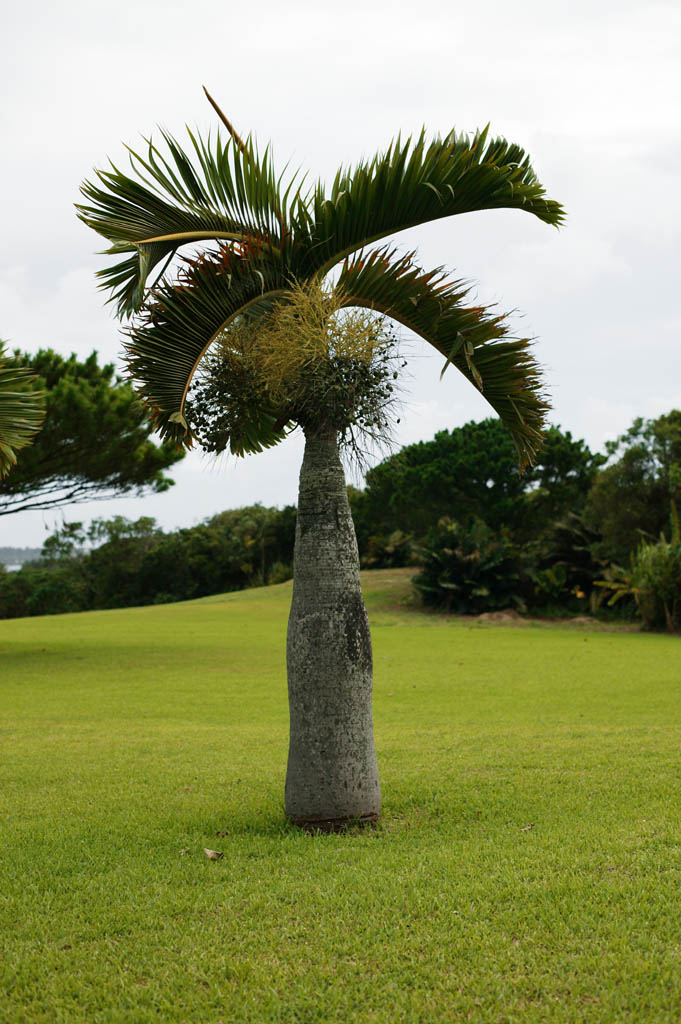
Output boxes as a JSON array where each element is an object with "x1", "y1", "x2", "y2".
[{"x1": 285, "y1": 424, "x2": 381, "y2": 829}]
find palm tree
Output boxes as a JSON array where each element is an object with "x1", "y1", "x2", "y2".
[
  {"x1": 78, "y1": 90, "x2": 563, "y2": 830},
  {"x1": 0, "y1": 342, "x2": 45, "y2": 479}
]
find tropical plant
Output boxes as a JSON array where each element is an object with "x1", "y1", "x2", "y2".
[
  {"x1": 527, "y1": 511, "x2": 606, "y2": 612},
  {"x1": 630, "y1": 540, "x2": 681, "y2": 632},
  {"x1": 595, "y1": 503, "x2": 681, "y2": 632},
  {"x1": 0, "y1": 349, "x2": 183, "y2": 516},
  {"x1": 77, "y1": 89, "x2": 563, "y2": 829},
  {"x1": 413, "y1": 517, "x2": 527, "y2": 614},
  {"x1": 360, "y1": 529, "x2": 415, "y2": 570},
  {"x1": 0, "y1": 342, "x2": 44, "y2": 478},
  {"x1": 586, "y1": 410, "x2": 681, "y2": 563}
]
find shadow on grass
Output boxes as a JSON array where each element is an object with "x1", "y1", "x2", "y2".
[{"x1": 187, "y1": 793, "x2": 483, "y2": 845}]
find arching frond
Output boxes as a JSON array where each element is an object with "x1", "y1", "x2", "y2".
[
  {"x1": 80, "y1": 97, "x2": 562, "y2": 463},
  {"x1": 124, "y1": 248, "x2": 290, "y2": 447},
  {"x1": 0, "y1": 345, "x2": 45, "y2": 477},
  {"x1": 336, "y1": 249, "x2": 549, "y2": 467},
  {"x1": 77, "y1": 130, "x2": 306, "y2": 316},
  {"x1": 302, "y1": 128, "x2": 565, "y2": 279}
]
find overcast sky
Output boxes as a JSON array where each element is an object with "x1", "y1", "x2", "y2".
[{"x1": 3, "y1": 0, "x2": 680, "y2": 547}]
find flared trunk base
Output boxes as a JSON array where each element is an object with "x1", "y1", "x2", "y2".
[{"x1": 288, "y1": 810, "x2": 380, "y2": 834}]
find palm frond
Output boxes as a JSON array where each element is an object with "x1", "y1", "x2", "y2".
[
  {"x1": 0, "y1": 345, "x2": 45, "y2": 478},
  {"x1": 336, "y1": 249, "x2": 550, "y2": 467},
  {"x1": 80, "y1": 102, "x2": 561, "y2": 462},
  {"x1": 124, "y1": 248, "x2": 290, "y2": 446},
  {"x1": 301, "y1": 128, "x2": 564, "y2": 279},
  {"x1": 77, "y1": 128, "x2": 306, "y2": 316}
]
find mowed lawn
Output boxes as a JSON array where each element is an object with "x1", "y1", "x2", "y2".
[{"x1": 1, "y1": 571, "x2": 680, "y2": 1023}]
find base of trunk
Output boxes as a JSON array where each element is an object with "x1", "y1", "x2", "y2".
[{"x1": 288, "y1": 810, "x2": 380, "y2": 834}]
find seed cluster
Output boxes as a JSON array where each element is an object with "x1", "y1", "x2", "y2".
[{"x1": 186, "y1": 281, "x2": 404, "y2": 456}]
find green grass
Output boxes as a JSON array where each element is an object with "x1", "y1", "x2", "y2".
[{"x1": 1, "y1": 570, "x2": 680, "y2": 1023}]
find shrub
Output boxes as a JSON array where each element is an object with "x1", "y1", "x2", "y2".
[
  {"x1": 0, "y1": 505, "x2": 298, "y2": 619},
  {"x1": 595, "y1": 505, "x2": 681, "y2": 632},
  {"x1": 267, "y1": 561, "x2": 293, "y2": 585},
  {"x1": 526, "y1": 512, "x2": 606, "y2": 614},
  {"x1": 361, "y1": 530, "x2": 414, "y2": 569},
  {"x1": 631, "y1": 540, "x2": 681, "y2": 632},
  {"x1": 0, "y1": 565, "x2": 87, "y2": 619},
  {"x1": 413, "y1": 518, "x2": 526, "y2": 614}
]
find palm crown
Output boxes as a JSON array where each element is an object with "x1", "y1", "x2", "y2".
[{"x1": 77, "y1": 90, "x2": 563, "y2": 466}]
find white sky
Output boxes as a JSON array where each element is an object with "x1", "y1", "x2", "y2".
[{"x1": 3, "y1": 0, "x2": 680, "y2": 547}]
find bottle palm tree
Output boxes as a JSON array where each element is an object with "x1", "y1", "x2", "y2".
[
  {"x1": 78, "y1": 90, "x2": 563, "y2": 830},
  {"x1": 0, "y1": 342, "x2": 45, "y2": 478}
]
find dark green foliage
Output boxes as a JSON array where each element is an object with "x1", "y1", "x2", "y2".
[
  {"x1": 631, "y1": 538, "x2": 681, "y2": 632},
  {"x1": 137, "y1": 506, "x2": 295, "y2": 604},
  {"x1": 595, "y1": 505, "x2": 681, "y2": 632},
  {"x1": 413, "y1": 518, "x2": 526, "y2": 614},
  {"x1": 349, "y1": 420, "x2": 605, "y2": 605},
  {"x1": 521, "y1": 428, "x2": 607, "y2": 539},
  {"x1": 357, "y1": 419, "x2": 602, "y2": 541},
  {"x1": 526, "y1": 512, "x2": 607, "y2": 613},
  {"x1": 0, "y1": 350, "x2": 184, "y2": 516},
  {"x1": 360, "y1": 419, "x2": 523, "y2": 537},
  {"x1": 0, "y1": 565, "x2": 88, "y2": 618},
  {"x1": 0, "y1": 505, "x2": 296, "y2": 619},
  {"x1": 411, "y1": 510, "x2": 611, "y2": 619},
  {"x1": 42, "y1": 521, "x2": 91, "y2": 561},
  {"x1": 360, "y1": 530, "x2": 415, "y2": 570},
  {"x1": 586, "y1": 410, "x2": 681, "y2": 563},
  {"x1": 400, "y1": 414, "x2": 681, "y2": 622},
  {"x1": 392, "y1": 421, "x2": 605, "y2": 617},
  {"x1": 84, "y1": 517, "x2": 164, "y2": 608}
]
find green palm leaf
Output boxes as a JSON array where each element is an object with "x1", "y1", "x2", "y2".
[
  {"x1": 77, "y1": 128, "x2": 305, "y2": 317},
  {"x1": 0, "y1": 344, "x2": 45, "y2": 478},
  {"x1": 336, "y1": 248, "x2": 548, "y2": 466},
  {"x1": 124, "y1": 247, "x2": 290, "y2": 445},
  {"x1": 301, "y1": 127, "x2": 564, "y2": 279},
  {"x1": 80, "y1": 96, "x2": 562, "y2": 464}
]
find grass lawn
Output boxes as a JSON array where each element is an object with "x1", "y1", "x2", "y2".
[{"x1": 1, "y1": 570, "x2": 680, "y2": 1023}]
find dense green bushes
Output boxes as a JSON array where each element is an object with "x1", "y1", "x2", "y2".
[
  {"x1": 585, "y1": 411, "x2": 681, "y2": 564},
  {"x1": 4, "y1": 410, "x2": 680, "y2": 630},
  {"x1": 596, "y1": 506, "x2": 681, "y2": 632},
  {"x1": 0, "y1": 565, "x2": 88, "y2": 618},
  {"x1": 413, "y1": 519, "x2": 525, "y2": 614},
  {"x1": 632, "y1": 539, "x2": 681, "y2": 631},
  {"x1": 411, "y1": 513, "x2": 610, "y2": 618},
  {"x1": 0, "y1": 505, "x2": 295, "y2": 619},
  {"x1": 371, "y1": 413, "x2": 681, "y2": 631}
]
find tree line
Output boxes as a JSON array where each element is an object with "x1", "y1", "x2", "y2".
[
  {"x1": 2, "y1": 409, "x2": 679, "y2": 628},
  {"x1": 350, "y1": 412, "x2": 681, "y2": 629},
  {"x1": 0, "y1": 506, "x2": 295, "y2": 619}
]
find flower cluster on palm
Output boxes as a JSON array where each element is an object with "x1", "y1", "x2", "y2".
[{"x1": 78, "y1": 91, "x2": 563, "y2": 828}]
